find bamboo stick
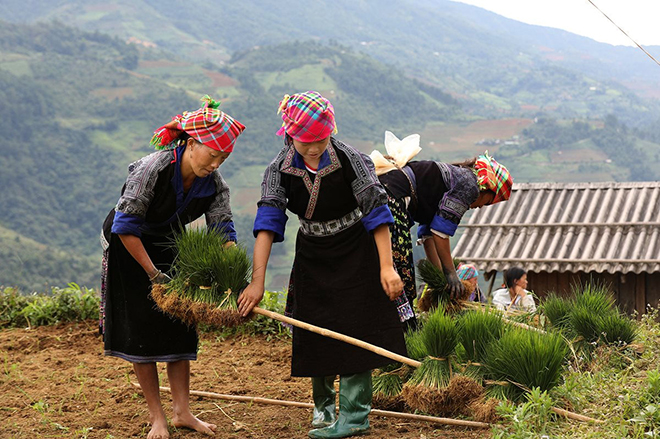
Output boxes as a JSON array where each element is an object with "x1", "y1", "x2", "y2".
[
  {"x1": 131, "y1": 383, "x2": 490, "y2": 428},
  {"x1": 252, "y1": 306, "x2": 421, "y2": 368},
  {"x1": 551, "y1": 407, "x2": 604, "y2": 423}
]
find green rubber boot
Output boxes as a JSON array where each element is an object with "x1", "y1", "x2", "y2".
[
  {"x1": 312, "y1": 376, "x2": 337, "y2": 428},
  {"x1": 308, "y1": 370, "x2": 372, "y2": 438}
]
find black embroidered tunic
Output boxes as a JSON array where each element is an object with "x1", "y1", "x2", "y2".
[{"x1": 254, "y1": 138, "x2": 407, "y2": 377}]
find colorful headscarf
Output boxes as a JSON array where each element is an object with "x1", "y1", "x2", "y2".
[
  {"x1": 150, "y1": 95, "x2": 245, "y2": 152},
  {"x1": 456, "y1": 263, "x2": 479, "y2": 281},
  {"x1": 276, "y1": 91, "x2": 337, "y2": 142},
  {"x1": 474, "y1": 151, "x2": 513, "y2": 204}
]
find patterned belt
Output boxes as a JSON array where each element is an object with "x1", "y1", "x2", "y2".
[{"x1": 299, "y1": 208, "x2": 363, "y2": 237}]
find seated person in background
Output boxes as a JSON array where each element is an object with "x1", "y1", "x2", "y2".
[
  {"x1": 456, "y1": 263, "x2": 486, "y2": 303},
  {"x1": 492, "y1": 267, "x2": 536, "y2": 312}
]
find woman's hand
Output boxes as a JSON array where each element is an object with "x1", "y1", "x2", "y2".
[
  {"x1": 237, "y1": 282, "x2": 265, "y2": 317},
  {"x1": 380, "y1": 266, "x2": 403, "y2": 301},
  {"x1": 444, "y1": 269, "x2": 465, "y2": 299}
]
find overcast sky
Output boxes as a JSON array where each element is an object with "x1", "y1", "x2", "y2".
[{"x1": 450, "y1": 0, "x2": 660, "y2": 47}]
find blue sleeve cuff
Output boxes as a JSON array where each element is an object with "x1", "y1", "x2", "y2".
[
  {"x1": 209, "y1": 221, "x2": 237, "y2": 242},
  {"x1": 253, "y1": 205, "x2": 287, "y2": 243},
  {"x1": 361, "y1": 204, "x2": 394, "y2": 232},
  {"x1": 111, "y1": 211, "x2": 144, "y2": 237},
  {"x1": 430, "y1": 215, "x2": 458, "y2": 237},
  {"x1": 417, "y1": 224, "x2": 431, "y2": 239}
]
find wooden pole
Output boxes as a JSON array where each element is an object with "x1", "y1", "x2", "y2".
[
  {"x1": 551, "y1": 407, "x2": 604, "y2": 423},
  {"x1": 131, "y1": 383, "x2": 490, "y2": 429},
  {"x1": 252, "y1": 306, "x2": 421, "y2": 368}
]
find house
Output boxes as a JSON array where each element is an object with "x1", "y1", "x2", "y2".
[{"x1": 453, "y1": 182, "x2": 660, "y2": 317}]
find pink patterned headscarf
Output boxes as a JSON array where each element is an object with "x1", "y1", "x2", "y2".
[
  {"x1": 150, "y1": 95, "x2": 245, "y2": 152},
  {"x1": 276, "y1": 91, "x2": 337, "y2": 142},
  {"x1": 456, "y1": 263, "x2": 479, "y2": 281}
]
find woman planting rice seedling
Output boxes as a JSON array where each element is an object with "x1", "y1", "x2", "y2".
[
  {"x1": 370, "y1": 133, "x2": 513, "y2": 325},
  {"x1": 238, "y1": 90, "x2": 407, "y2": 439},
  {"x1": 100, "y1": 96, "x2": 245, "y2": 439}
]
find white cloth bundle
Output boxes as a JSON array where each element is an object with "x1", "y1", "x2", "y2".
[{"x1": 369, "y1": 131, "x2": 422, "y2": 176}]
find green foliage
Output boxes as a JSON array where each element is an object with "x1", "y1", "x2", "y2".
[
  {"x1": 492, "y1": 387, "x2": 555, "y2": 439},
  {"x1": 0, "y1": 284, "x2": 99, "y2": 328},
  {"x1": 485, "y1": 328, "x2": 568, "y2": 401}
]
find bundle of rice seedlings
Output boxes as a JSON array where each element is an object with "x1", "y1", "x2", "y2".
[
  {"x1": 458, "y1": 310, "x2": 505, "y2": 378},
  {"x1": 404, "y1": 328, "x2": 428, "y2": 361},
  {"x1": 598, "y1": 312, "x2": 638, "y2": 345},
  {"x1": 445, "y1": 374, "x2": 485, "y2": 415},
  {"x1": 540, "y1": 292, "x2": 572, "y2": 330},
  {"x1": 571, "y1": 282, "x2": 616, "y2": 315},
  {"x1": 402, "y1": 307, "x2": 459, "y2": 413},
  {"x1": 570, "y1": 307, "x2": 638, "y2": 350},
  {"x1": 372, "y1": 363, "x2": 407, "y2": 411},
  {"x1": 151, "y1": 227, "x2": 251, "y2": 328},
  {"x1": 416, "y1": 259, "x2": 472, "y2": 313},
  {"x1": 484, "y1": 327, "x2": 567, "y2": 401},
  {"x1": 468, "y1": 397, "x2": 501, "y2": 423}
]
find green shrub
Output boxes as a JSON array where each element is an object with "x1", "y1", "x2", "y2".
[{"x1": 0, "y1": 284, "x2": 99, "y2": 328}]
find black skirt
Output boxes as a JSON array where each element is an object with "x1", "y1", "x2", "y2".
[
  {"x1": 103, "y1": 232, "x2": 198, "y2": 363},
  {"x1": 289, "y1": 222, "x2": 407, "y2": 377}
]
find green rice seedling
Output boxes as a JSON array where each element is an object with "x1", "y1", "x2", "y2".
[
  {"x1": 417, "y1": 258, "x2": 448, "y2": 292},
  {"x1": 172, "y1": 227, "x2": 251, "y2": 303},
  {"x1": 402, "y1": 307, "x2": 460, "y2": 413},
  {"x1": 458, "y1": 310, "x2": 505, "y2": 377},
  {"x1": 540, "y1": 292, "x2": 572, "y2": 330},
  {"x1": 597, "y1": 312, "x2": 638, "y2": 346},
  {"x1": 152, "y1": 227, "x2": 252, "y2": 328},
  {"x1": 404, "y1": 328, "x2": 428, "y2": 361},
  {"x1": 416, "y1": 259, "x2": 470, "y2": 312},
  {"x1": 485, "y1": 327, "x2": 568, "y2": 401},
  {"x1": 571, "y1": 282, "x2": 616, "y2": 316}
]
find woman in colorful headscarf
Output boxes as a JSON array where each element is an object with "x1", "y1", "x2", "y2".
[
  {"x1": 456, "y1": 263, "x2": 486, "y2": 303},
  {"x1": 237, "y1": 91, "x2": 406, "y2": 439},
  {"x1": 100, "y1": 96, "x2": 245, "y2": 439},
  {"x1": 371, "y1": 133, "x2": 513, "y2": 311}
]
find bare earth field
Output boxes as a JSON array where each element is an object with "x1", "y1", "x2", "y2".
[{"x1": 0, "y1": 322, "x2": 491, "y2": 439}]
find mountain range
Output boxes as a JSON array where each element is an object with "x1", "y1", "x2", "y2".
[{"x1": 0, "y1": 0, "x2": 659, "y2": 291}]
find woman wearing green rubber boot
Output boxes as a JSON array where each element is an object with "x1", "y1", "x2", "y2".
[{"x1": 238, "y1": 91, "x2": 407, "y2": 438}]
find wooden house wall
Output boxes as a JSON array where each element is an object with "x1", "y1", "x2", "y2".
[{"x1": 527, "y1": 271, "x2": 660, "y2": 318}]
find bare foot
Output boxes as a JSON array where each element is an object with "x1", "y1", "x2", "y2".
[
  {"x1": 147, "y1": 418, "x2": 170, "y2": 439},
  {"x1": 172, "y1": 412, "x2": 217, "y2": 436}
]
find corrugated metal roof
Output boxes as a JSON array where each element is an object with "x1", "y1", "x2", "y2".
[{"x1": 454, "y1": 182, "x2": 660, "y2": 274}]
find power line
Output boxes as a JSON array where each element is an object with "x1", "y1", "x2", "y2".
[{"x1": 585, "y1": 0, "x2": 660, "y2": 67}]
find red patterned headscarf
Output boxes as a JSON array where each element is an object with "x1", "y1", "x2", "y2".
[
  {"x1": 474, "y1": 151, "x2": 513, "y2": 204},
  {"x1": 276, "y1": 91, "x2": 337, "y2": 142},
  {"x1": 150, "y1": 96, "x2": 245, "y2": 152}
]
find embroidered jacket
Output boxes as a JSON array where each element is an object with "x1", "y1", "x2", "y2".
[
  {"x1": 254, "y1": 138, "x2": 393, "y2": 242},
  {"x1": 111, "y1": 144, "x2": 236, "y2": 240}
]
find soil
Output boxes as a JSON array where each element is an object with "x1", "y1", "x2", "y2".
[{"x1": 0, "y1": 322, "x2": 491, "y2": 439}]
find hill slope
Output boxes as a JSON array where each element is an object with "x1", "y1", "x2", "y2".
[{"x1": 2, "y1": 0, "x2": 658, "y2": 124}]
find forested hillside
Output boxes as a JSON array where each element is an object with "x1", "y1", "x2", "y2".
[
  {"x1": 2, "y1": 0, "x2": 658, "y2": 125},
  {"x1": 0, "y1": 21, "x2": 460, "y2": 291}
]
